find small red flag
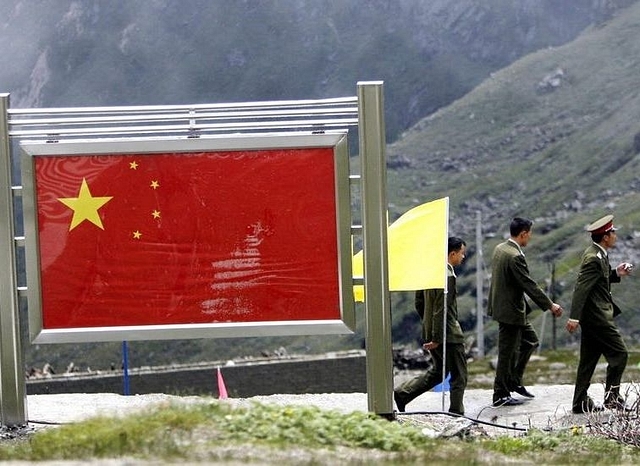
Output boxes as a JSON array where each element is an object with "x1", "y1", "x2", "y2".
[
  {"x1": 34, "y1": 148, "x2": 341, "y2": 329},
  {"x1": 217, "y1": 367, "x2": 228, "y2": 399}
]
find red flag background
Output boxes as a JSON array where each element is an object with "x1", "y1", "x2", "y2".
[{"x1": 34, "y1": 148, "x2": 341, "y2": 329}]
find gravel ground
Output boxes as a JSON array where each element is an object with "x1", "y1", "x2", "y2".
[
  {"x1": 235, "y1": 383, "x2": 616, "y2": 435},
  {"x1": 20, "y1": 382, "x2": 618, "y2": 434}
]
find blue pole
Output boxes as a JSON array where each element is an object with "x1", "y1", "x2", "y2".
[{"x1": 122, "y1": 341, "x2": 130, "y2": 396}]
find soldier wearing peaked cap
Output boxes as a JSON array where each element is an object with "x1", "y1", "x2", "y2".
[{"x1": 567, "y1": 214, "x2": 634, "y2": 414}]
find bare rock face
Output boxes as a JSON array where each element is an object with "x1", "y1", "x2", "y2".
[{"x1": 2, "y1": 0, "x2": 633, "y2": 140}]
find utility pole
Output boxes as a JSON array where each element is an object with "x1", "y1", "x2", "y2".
[
  {"x1": 550, "y1": 262, "x2": 557, "y2": 351},
  {"x1": 475, "y1": 211, "x2": 485, "y2": 358},
  {"x1": 538, "y1": 260, "x2": 557, "y2": 354}
]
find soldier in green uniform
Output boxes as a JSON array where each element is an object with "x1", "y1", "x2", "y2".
[
  {"x1": 488, "y1": 217, "x2": 563, "y2": 407},
  {"x1": 393, "y1": 236, "x2": 468, "y2": 415},
  {"x1": 566, "y1": 214, "x2": 633, "y2": 413}
]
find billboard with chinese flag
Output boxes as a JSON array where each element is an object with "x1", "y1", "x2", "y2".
[{"x1": 21, "y1": 133, "x2": 354, "y2": 343}]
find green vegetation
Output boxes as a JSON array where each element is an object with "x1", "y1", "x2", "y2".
[
  {"x1": 2, "y1": 399, "x2": 640, "y2": 464},
  {"x1": 483, "y1": 429, "x2": 639, "y2": 464},
  {"x1": 0, "y1": 402, "x2": 429, "y2": 463}
]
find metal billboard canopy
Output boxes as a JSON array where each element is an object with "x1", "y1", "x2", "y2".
[
  {"x1": 7, "y1": 96, "x2": 359, "y2": 140},
  {"x1": 0, "y1": 82, "x2": 391, "y2": 425}
]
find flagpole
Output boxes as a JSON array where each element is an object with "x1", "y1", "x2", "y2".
[
  {"x1": 122, "y1": 341, "x2": 130, "y2": 396},
  {"x1": 440, "y1": 198, "x2": 450, "y2": 412},
  {"x1": 441, "y1": 288, "x2": 447, "y2": 412}
]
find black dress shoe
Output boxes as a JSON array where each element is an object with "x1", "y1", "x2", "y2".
[
  {"x1": 572, "y1": 399, "x2": 604, "y2": 414},
  {"x1": 513, "y1": 386, "x2": 535, "y2": 398},
  {"x1": 393, "y1": 392, "x2": 406, "y2": 413},
  {"x1": 493, "y1": 396, "x2": 525, "y2": 407},
  {"x1": 604, "y1": 396, "x2": 632, "y2": 411}
]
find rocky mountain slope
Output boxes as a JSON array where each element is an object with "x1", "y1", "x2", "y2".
[
  {"x1": 1, "y1": 0, "x2": 633, "y2": 141},
  {"x1": 3, "y1": 0, "x2": 639, "y2": 369},
  {"x1": 386, "y1": 1, "x2": 640, "y2": 350}
]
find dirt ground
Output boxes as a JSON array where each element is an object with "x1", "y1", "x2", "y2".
[{"x1": 21, "y1": 382, "x2": 622, "y2": 436}]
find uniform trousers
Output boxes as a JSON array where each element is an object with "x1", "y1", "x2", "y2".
[
  {"x1": 572, "y1": 323, "x2": 628, "y2": 411},
  {"x1": 493, "y1": 321, "x2": 539, "y2": 402},
  {"x1": 395, "y1": 342, "x2": 467, "y2": 415}
]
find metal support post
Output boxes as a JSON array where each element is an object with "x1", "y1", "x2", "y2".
[
  {"x1": 475, "y1": 211, "x2": 485, "y2": 358},
  {"x1": 0, "y1": 93, "x2": 27, "y2": 425},
  {"x1": 357, "y1": 82, "x2": 393, "y2": 415}
]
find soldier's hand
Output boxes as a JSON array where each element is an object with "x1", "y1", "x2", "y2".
[
  {"x1": 616, "y1": 262, "x2": 634, "y2": 276},
  {"x1": 566, "y1": 319, "x2": 579, "y2": 333},
  {"x1": 550, "y1": 303, "x2": 563, "y2": 317},
  {"x1": 423, "y1": 341, "x2": 440, "y2": 351}
]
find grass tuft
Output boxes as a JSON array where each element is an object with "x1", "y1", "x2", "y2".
[{"x1": 1, "y1": 398, "x2": 640, "y2": 464}]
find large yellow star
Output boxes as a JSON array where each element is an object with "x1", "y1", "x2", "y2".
[{"x1": 58, "y1": 178, "x2": 113, "y2": 231}]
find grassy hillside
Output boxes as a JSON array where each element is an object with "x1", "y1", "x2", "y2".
[
  {"x1": 15, "y1": 1, "x2": 640, "y2": 371},
  {"x1": 386, "y1": 2, "x2": 640, "y2": 350}
]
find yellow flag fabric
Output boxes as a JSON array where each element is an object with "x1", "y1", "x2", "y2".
[{"x1": 353, "y1": 197, "x2": 449, "y2": 302}]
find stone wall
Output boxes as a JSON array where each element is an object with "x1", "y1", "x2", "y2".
[{"x1": 27, "y1": 354, "x2": 367, "y2": 397}]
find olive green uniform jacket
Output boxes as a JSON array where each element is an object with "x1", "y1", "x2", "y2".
[
  {"x1": 569, "y1": 243, "x2": 621, "y2": 324},
  {"x1": 415, "y1": 265, "x2": 465, "y2": 344},
  {"x1": 487, "y1": 239, "x2": 553, "y2": 323}
]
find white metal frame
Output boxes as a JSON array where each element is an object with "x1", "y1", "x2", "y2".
[{"x1": 21, "y1": 133, "x2": 355, "y2": 343}]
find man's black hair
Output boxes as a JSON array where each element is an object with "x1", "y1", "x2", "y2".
[
  {"x1": 448, "y1": 236, "x2": 466, "y2": 253},
  {"x1": 510, "y1": 217, "x2": 533, "y2": 237},
  {"x1": 591, "y1": 230, "x2": 613, "y2": 244}
]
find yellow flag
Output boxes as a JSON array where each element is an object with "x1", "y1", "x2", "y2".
[{"x1": 353, "y1": 197, "x2": 449, "y2": 302}]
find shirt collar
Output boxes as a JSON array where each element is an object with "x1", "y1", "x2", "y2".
[
  {"x1": 593, "y1": 242, "x2": 608, "y2": 257},
  {"x1": 508, "y1": 238, "x2": 525, "y2": 256},
  {"x1": 447, "y1": 263, "x2": 456, "y2": 278}
]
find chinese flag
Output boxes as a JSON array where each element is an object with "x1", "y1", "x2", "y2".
[
  {"x1": 34, "y1": 148, "x2": 341, "y2": 328},
  {"x1": 352, "y1": 197, "x2": 449, "y2": 301}
]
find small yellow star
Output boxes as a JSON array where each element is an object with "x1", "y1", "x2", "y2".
[
  {"x1": 129, "y1": 161, "x2": 139, "y2": 170},
  {"x1": 150, "y1": 180, "x2": 160, "y2": 189},
  {"x1": 152, "y1": 210, "x2": 161, "y2": 219},
  {"x1": 133, "y1": 230, "x2": 142, "y2": 239},
  {"x1": 58, "y1": 178, "x2": 113, "y2": 231}
]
